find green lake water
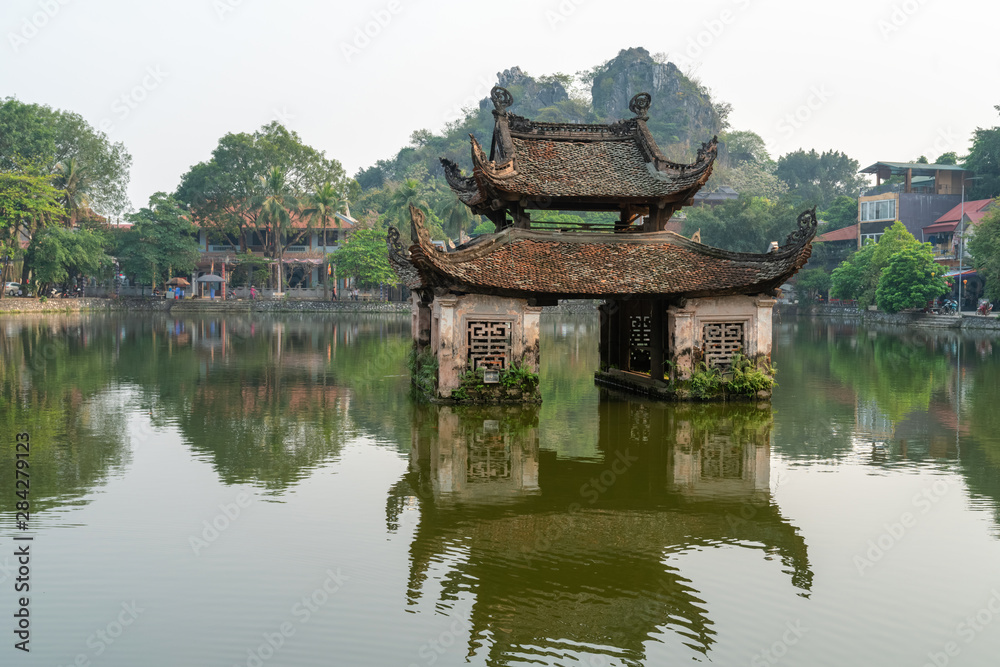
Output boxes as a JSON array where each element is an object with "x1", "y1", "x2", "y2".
[{"x1": 2, "y1": 312, "x2": 1000, "y2": 666}]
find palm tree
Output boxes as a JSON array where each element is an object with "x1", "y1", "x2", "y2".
[
  {"x1": 442, "y1": 195, "x2": 473, "y2": 241},
  {"x1": 387, "y1": 179, "x2": 430, "y2": 240},
  {"x1": 303, "y1": 181, "x2": 349, "y2": 299},
  {"x1": 252, "y1": 167, "x2": 299, "y2": 290},
  {"x1": 53, "y1": 158, "x2": 90, "y2": 226}
]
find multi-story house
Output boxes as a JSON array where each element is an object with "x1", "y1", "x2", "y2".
[
  {"x1": 856, "y1": 161, "x2": 971, "y2": 245},
  {"x1": 194, "y1": 210, "x2": 355, "y2": 292}
]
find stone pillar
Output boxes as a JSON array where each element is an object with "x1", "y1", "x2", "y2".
[
  {"x1": 411, "y1": 292, "x2": 431, "y2": 348},
  {"x1": 522, "y1": 304, "x2": 542, "y2": 373},
  {"x1": 751, "y1": 296, "x2": 776, "y2": 359},
  {"x1": 667, "y1": 303, "x2": 697, "y2": 380},
  {"x1": 434, "y1": 294, "x2": 460, "y2": 396},
  {"x1": 650, "y1": 298, "x2": 664, "y2": 381}
]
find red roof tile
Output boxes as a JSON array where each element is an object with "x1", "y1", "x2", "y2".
[
  {"x1": 933, "y1": 199, "x2": 993, "y2": 225},
  {"x1": 816, "y1": 224, "x2": 858, "y2": 243}
]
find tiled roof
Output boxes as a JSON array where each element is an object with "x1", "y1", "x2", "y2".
[
  {"x1": 442, "y1": 87, "x2": 716, "y2": 211},
  {"x1": 395, "y1": 207, "x2": 816, "y2": 299},
  {"x1": 816, "y1": 224, "x2": 858, "y2": 243},
  {"x1": 933, "y1": 199, "x2": 993, "y2": 225},
  {"x1": 497, "y1": 137, "x2": 710, "y2": 198}
]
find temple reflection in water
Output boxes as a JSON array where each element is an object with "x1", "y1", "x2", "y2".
[{"x1": 389, "y1": 392, "x2": 812, "y2": 664}]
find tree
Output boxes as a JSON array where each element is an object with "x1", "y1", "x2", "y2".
[
  {"x1": 0, "y1": 98, "x2": 131, "y2": 216},
  {"x1": 683, "y1": 195, "x2": 798, "y2": 253},
  {"x1": 968, "y1": 201, "x2": 1000, "y2": 302},
  {"x1": 875, "y1": 244, "x2": 948, "y2": 313},
  {"x1": 795, "y1": 268, "x2": 831, "y2": 301},
  {"x1": 831, "y1": 243, "x2": 875, "y2": 305},
  {"x1": 27, "y1": 226, "x2": 109, "y2": 294},
  {"x1": 720, "y1": 130, "x2": 770, "y2": 166},
  {"x1": 53, "y1": 157, "x2": 90, "y2": 225},
  {"x1": 775, "y1": 149, "x2": 867, "y2": 209},
  {"x1": 964, "y1": 105, "x2": 1000, "y2": 200},
  {"x1": 387, "y1": 179, "x2": 430, "y2": 229},
  {"x1": 830, "y1": 221, "x2": 923, "y2": 308},
  {"x1": 116, "y1": 193, "x2": 201, "y2": 289},
  {"x1": 332, "y1": 228, "x2": 397, "y2": 288},
  {"x1": 936, "y1": 152, "x2": 958, "y2": 165},
  {"x1": 302, "y1": 181, "x2": 349, "y2": 299},
  {"x1": 252, "y1": 166, "x2": 300, "y2": 290},
  {"x1": 820, "y1": 195, "x2": 857, "y2": 230},
  {"x1": 0, "y1": 170, "x2": 64, "y2": 290},
  {"x1": 175, "y1": 122, "x2": 352, "y2": 265}
]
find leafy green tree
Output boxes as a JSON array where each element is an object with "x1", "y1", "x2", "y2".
[
  {"x1": 473, "y1": 220, "x2": 496, "y2": 234},
  {"x1": 27, "y1": 226, "x2": 109, "y2": 293},
  {"x1": 175, "y1": 122, "x2": 351, "y2": 262},
  {"x1": 0, "y1": 97, "x2": 131, "y2": 216},
  {"x1": 0, "y1": 171, "x2": 64, "y2": 287},
  {"x1": 116, "y1": 193, "x2": 201, "y2": 288},
  {"x1": 820, "y1": 195, "x2": 857, "y2": 230},
  {"x1": 964, "y1": 105, "x2": 1000, "y2": 200},
  {"x1": 830, "y1": 221, "x2": 924, "y2": 308},
  {"x1": 775, "y1": 149, "x2": 867, "y2": 209},
  {"x1": 831, "y1": 243, "x2": 875, "y2": 305},
  {"x1": 875, "y1": 244, "x2": 948, "y2": 313},
  {"x1": 795, "y1": 268, "x2": 831, "y2": 301},
  {"x1": 683, "y1": 195, "x2": 798, "y2": 253},
  {"x1": 936, "y1": 152, "x2": 959, "y2": 165},
  {"x1": 720, "y1": 130, "x2": 770, "y2": 166},
  {"x1": 332, "y1": 228, "x2": 397, "y2": 288},
  {"x1": 968, "y1": 201, "x2": 1000, "y2": 301}
]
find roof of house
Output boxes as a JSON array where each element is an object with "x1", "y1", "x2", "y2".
[
  {"x1": 389, "y1": 206, "x2": 817, "y2": 300},
  {"x1": 932, "y1": 198, "x2": 993, "y2": 225},
  {"x1": 441, "y1": 87, "x2": 717, "y2": 215},
  {"x1": 859, "y1": 161, "x2": 968, "y2": 175},
  {"x1": 816, "y1": 224, "x2": 858, "y2": 243},
  {"x1": 192, "y1": 209, "x2": 355, "y2": 230}
]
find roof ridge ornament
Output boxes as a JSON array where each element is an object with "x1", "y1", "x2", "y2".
[
  {"x1": 629, "y1": 92, "x2": 651, "y2": 120},
  {"x1": 784, "y1": 207, "x2": 818, "y2": 247},
  {"x1": 491, "y1": 86, "x2": 513, "y2": 115}
]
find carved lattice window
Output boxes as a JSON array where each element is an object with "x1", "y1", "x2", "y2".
[
  {"x1": 702, "y1": 322, "x2": 745, "y2": 369},
  {"x1": 467, "y1": 320, "x2": 511, "y2": 370},
  {"x1": 467, "y1": 429, "x2": 511, "y2": 482},
  {"x1": 629, "y1": 314, "x2": 651, "y2": 372}
]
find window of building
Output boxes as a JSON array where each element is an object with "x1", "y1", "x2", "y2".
[
  {"x1": 702, "y1": 322, "x2": 745, "y2": 369},
  {"x1": 467, "y1": 320, "x2": 511, "y2": 370},
  {"x1": 860, "y1": 199, "x2": 896, "y2": 222}
]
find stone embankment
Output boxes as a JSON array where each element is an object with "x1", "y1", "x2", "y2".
[
  {"x1": 779, "y1": 303, "x2": 1000, "y2": 331},
  {"x1": 0, "y1": 297, "x2": 603, "y2": 316}
]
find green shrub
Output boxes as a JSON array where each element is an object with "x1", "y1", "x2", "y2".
[{"x1": 724, "y1": 353, "x2": 776, "y2": 395}]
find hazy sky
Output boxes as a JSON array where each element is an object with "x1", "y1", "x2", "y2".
[{"x1": 3, "y1": 0, "x2": 998, "y2": 213}]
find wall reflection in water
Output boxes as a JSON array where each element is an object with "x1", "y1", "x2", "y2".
[{"x1": 390, "y1": 392, "x2": 811, "y2": 664}]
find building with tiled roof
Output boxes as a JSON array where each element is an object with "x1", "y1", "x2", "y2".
[
  {"x1": 396, "y1": 87, "x2": 817, "y2": 403},
  {"x1": 442, "y1": 87, "x2": 717, "y2": 232}
]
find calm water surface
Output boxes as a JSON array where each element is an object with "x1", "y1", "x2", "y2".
[{"x1": 2, "y1": 313, "x2": 1000, "y2": 666}]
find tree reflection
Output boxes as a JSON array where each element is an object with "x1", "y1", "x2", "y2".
[{"x1": 392, "y1": 395, "x2": 812, "y2": 664}]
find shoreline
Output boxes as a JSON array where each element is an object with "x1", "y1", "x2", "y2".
[
  {"x1": 0, "y1": 297, "x2": 603, "y2": 316},
  {"x1": 776, "y1": 302, "x2": 1000, "y2": 331}
]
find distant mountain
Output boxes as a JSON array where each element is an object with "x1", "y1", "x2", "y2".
[{"x1": 354, "y1": 47, "x2": 725, "y2": 190}]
